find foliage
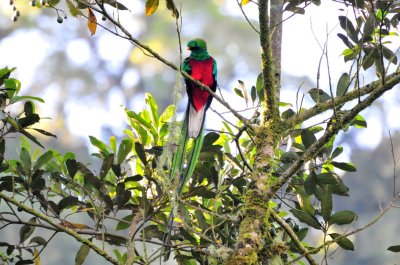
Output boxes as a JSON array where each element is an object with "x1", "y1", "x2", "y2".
[{"x1": 2, "y1": 0, "x2": 400, "y2": 264}]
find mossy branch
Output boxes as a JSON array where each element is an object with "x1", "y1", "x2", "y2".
[
  {"x1": 285, "y1": 70, "x2": 400, "y2": 132},
  {"x1": 259, "y1": 0, "x2": 279, "y2": 121},
  {"x1": 0, "y1": 192, "x2": 120, "y2": 265},
  {"x1": 270, "y1": 209, "x2": 317, "y2": 265}
]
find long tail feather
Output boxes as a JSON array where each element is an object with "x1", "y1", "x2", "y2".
[{"x1": 162, "y1": 105, "x2": 206, "y2": 263}]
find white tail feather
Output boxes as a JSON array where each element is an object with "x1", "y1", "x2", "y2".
[{"x1": 188, "y1": 105, "x2": 205, "y2": 138}]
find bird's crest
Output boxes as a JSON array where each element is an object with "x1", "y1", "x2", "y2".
[{"x1": 187, "y1": 38, "x2": 207, "y2": 51}]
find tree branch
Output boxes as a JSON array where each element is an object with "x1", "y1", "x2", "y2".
[
  {"x1": 285, "y1": 70, "x2": 400, "y2": 132},
  {"x1": 270, "y1": 209, "x2": 318, "y2": 265},
  {"x1": 0, "y1": 192, "x2": 119, "y2": 265}
]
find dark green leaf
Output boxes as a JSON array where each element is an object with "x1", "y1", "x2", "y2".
[
  {"x1": 29, "y1": 236, "x2": 47, "y2": 246},
  {"x1": 363, "y1": 13, "x2": 377, "y2": 36},
  {"x1": 66, "y1": 159, "x2": 78, "y2": 178},
  {"x1": 250, "y1": 85, "x2": 257, "y2": 103},
  {"x1": 203, "y1": 132, "x2": 220, "y2": 147},
  {"x1": 20, "y1": 147, "x2": 32, "y2": 171},
  {"x1": 15, "y1": 260, "x2": 34, "y2": 265},
  {"x1": 382, "y1": 45, "x2": 398, "y2": 65},
  {"x1": 32, "y1": 128, "x2": 57, "y2": 138},
  {"x1": 19, "y1": 217, "x2": 36, "y2": 243},
  {"x1": 387, "y1": 245, "x2": 400, "y2": 252},
  {"x1": 338, "y1": 16, "x2": 358, "y2": 43},
  {"x1": 134, "y1": 142, "x2": 147, "y2": 165},
  {"x1": 296, "y1": 228, "x2": 308, "y2": 241},
  {"x1": 58, "y1": 196, "x2": 79, "y2": 210},
  {"x1": 281, "y1": 108, "x2": 295, "y2": 120},
  {"x1": 24, "y1": 101, "x2": 35, "y2": 116},
  {"x1": 336, "y1": 73, "x2": 350, "y2": 96},
  {"x1": 194, "y1": 210, "x2": 207, "y2": 231},
  {"x1": 179, "y1": 203, "x2": 191, "y2": 226},
  {"x1": 166, "y1": 0, "x2": 179, "y2": 17},
  {"x1": 301, "y1": 129, "x2": 316, "y2": 149},
  {"x1": 329, "y1": 210, "x2": 358, "y2": 225},
  {"x1": 290, "y1": 209, "x2": 321, "y2": 229},
  {"x1": 316, "y1": 186, "x2": 332, "y2": 222},
  {"x1": 317, "y1": 173, "x2": 339, "y2": 185},
  {"x1": 75, "y1": 243, "x2": 90, "y2": 265},
  {"x1": 337, "y1": 33, "x2": 354, "y2": 48},
  {"x1": 329, "y1": 233, "x2": 354, "y2": 251},
  {"x1": 308, "y1": 88, "x2": 331, "y2": 103},
  {"x1": 103, "y1": 0, "x2": 128, "y2": 10},
  {"x1": 304, "y1": 171, "x2": 317, "y2": 195},
  {"x1": 100, "y1": 153, "x2": 114, "y2": 180}
]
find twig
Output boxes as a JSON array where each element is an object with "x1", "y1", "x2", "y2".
[{"x1": 389, "y1": 130, "x2": 397, "y2": 197}]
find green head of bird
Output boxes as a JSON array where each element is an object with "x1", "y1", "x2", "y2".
[{"x1": 187, "y1": 38, "x2": 207, "y2": 52}]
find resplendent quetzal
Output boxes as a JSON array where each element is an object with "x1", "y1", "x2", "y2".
[{"x1": 163, "y1": 38, "x2": 217, "y2": 261}]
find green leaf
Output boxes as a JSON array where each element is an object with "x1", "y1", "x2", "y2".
[
  {"x1": 315, "y1": 186, "x2": 332, "y2": 222},
  {"x1": 301, "y1": 129, "x2": 316, "y2": 149},
  {"x1": 75, "y1": 243, "x2": 90, "y2": 265},
  {"x1": 350, "y1": 114, "x2": 367, "y2": 128},
  {"x1": 331, "y1": 161, "x2": 357, "y2": 172},
  {"x1": 387, "y1": 245, "x2": 400, "y2": 252},
  {"x1": 308, "y1": 88, "x2": 331, "y2": 103},
  {"x1": 20, "y1": 147, "x2": 32, "y2": 172},
  {"x1": 234, "y1": 87, "x2": 244, "y2": 98},
  {"x1": 66, "y1": 0, "x2": 82, "y2": 16},
  {"x1": 116, "y1": 215, "x2": 133, "y2": 231},
  {"x1": 32, "y1": 128, "x2": 57, "y2": 138},
  {"x1": 337, "y1": 33, "x2": 354, "y2": 49},
  {"x1": 290, "y1": 209, "x2": 321, "y2": 229},
  {"x1": 145, "y1": 0, "x2": 159, "y2": 16},
  {"x1": 145, "y1": 93, "x2": 159, "y2": 127},
  {"x1": 329, "y1": 233, "x2": 354, "y2": 251},
  {"x1": 24, "y1": 101, "x2": 35, "y2": 116},
  {"x1": 194, "y1": 210, "x2": 207, "y2": 231},
  {"x1": 317, "y1": 173, "x2": 339, "y2": 185},
  {"x1": 329, "y1": 210, "x2": 358, "y2": 225},
  {"x1": 19, "y1": 217, "x2": 37, "y2": 243},
  {"x1": 89, "y1": 136, "x2": 110, "y2": 156},
  {"x1": 33, "y1": 151, "x2": 53, "y2": 171},
  {"x1": 256, "y1": 73, "x2": 265, "y2": 102},
  {"x1": 331, "y1": 146, "x2": 343, "y2": 159},
  {"x1": 117, "y1": 139, "x2": 133, "y2": 164},
  {"x1": 281, "y1": 108, "x2": 295, "y2": 120},
  {"x1": 336, "y1": 73, "x2": 350, "y2": 96}
]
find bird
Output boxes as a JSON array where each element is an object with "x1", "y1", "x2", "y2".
[{"x1": 162, "y1": 38, "x2": 217, "y2": 261}]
